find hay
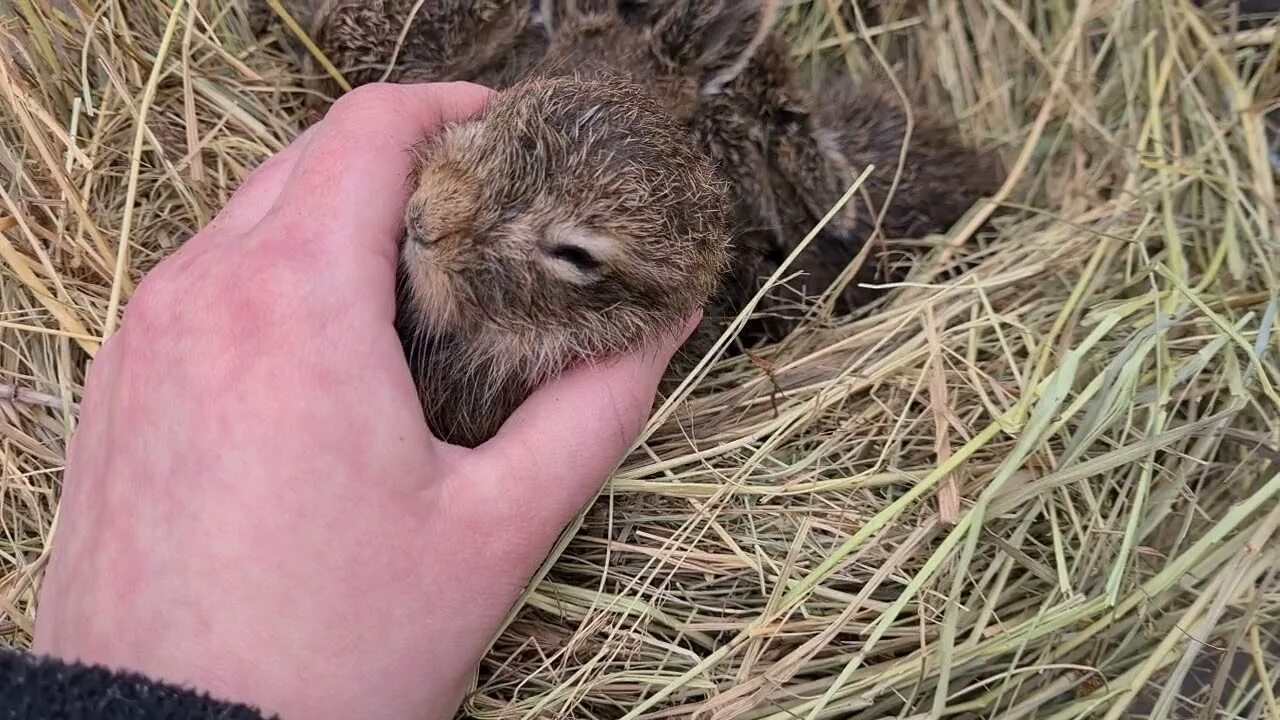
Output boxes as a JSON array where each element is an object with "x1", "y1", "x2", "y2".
[{"x1": 2, "y1": 0, "x2": 1279, "y2": 717}]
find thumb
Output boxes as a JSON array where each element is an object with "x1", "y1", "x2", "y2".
[{"x1": 466, "y1": 315, "x2": 701, "y2": 530}]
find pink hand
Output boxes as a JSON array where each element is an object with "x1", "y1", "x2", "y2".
[{"x1": 33, "y1": 81, "x2": 693, "y2": 720}]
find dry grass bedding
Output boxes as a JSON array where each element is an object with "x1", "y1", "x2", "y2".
[{"x1": 2, "y1": 1, "x2": 1280, "y2": 718}]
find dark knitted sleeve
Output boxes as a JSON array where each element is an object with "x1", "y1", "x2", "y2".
[{"x1": 0, "y1": 647, "x2": 275, "y2": 719}]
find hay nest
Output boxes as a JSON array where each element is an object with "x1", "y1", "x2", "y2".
[{"x1": 3, "y1": 1, "x2": 1280, "y2": 718}]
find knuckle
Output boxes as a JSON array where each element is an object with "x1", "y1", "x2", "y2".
[
  {"x1": 123, "y1": 247, "x2": 308, "y2": 343},
  {"x1": 327, "y1": 82, "x2": 404, "y2": 121},
  {"x1": 239, "y1": 152, "x2": 289, "y2": 193},
  {"x1": 124, "y1": 268, "x2": 185, "y2": 330}
]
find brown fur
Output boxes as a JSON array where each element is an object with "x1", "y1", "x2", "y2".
[
  {"x1": 252, "y1": 0, "x2": 1002, "y2": 445},
  {"x1": 252, "y1": 0, "x2": 542, "y2": 90},
  {"x1": 697, "y1": 38, "x2": 1003, "y2": 341},
  {"x1": 397, "y1": 73, "x2": 731, "y2": 447}
]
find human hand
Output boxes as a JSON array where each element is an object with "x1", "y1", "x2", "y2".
[{"x1": 33, "y1": 82, "x2": 694, "y2": 720}]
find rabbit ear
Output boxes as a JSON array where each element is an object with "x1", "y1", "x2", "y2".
[
  {"x1": 251, "y1": 0, "x2": 336, "y2": 35},
  {"x1": 538, "y1": 0, "x2": 565, "y2": 32},
  {"x1": 540, "y1": 0, "x2": 614, "y2": 32},
  {"x1": 699, "y1": 0, "x2": 779, "y2": 94},
  {"x1": 654, "y1": 0, "x2": 779, "y2": 95}
]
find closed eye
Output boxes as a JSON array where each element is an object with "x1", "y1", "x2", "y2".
[
  {"x1": 539, "y1": 228, "x2": 619, "y2": 285},
  {"x1": 549, "y1": 244, "x2": 600, "y2": 272}
]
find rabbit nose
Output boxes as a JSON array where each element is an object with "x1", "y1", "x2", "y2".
[
  {"x1": 407, "y1": 209, "x2": 457, "y2": 249},
  {"x1": 409, "y1": 223, "x2": 436, "y2": 248}
]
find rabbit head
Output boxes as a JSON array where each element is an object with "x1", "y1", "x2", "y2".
[
  {"x1": 532, "y1": 0, "x2": 878, "y2": 340},
  {"x1": 534, "y1": 0, "x2": 780, "y2": 117},
  {"x1": 398, "y1": 73, "x2": 732, "y2": 447},
  {"x1": 254, "y1": 0, "x2": 536, "y2": 89}
]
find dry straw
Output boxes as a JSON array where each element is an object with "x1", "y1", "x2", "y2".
[{"x1": 2, "y1": 1, "x2": 1279, "y2": 718}]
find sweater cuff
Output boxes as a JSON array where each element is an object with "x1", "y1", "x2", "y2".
[{"x1": 0, "y1": 647, "x2": 274, "y2": 719}]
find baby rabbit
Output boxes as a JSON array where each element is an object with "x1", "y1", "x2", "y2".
[
  {"x1": 534, "y1": 0, "x2": 1000, "y2": 339},
  {"x1": 397, "y1": 73, "x2": 732, "y2": 447},
  {"x1": 251, "y1": 0, "x2": 1000, "y2": 445},
  {"x1": 248, "y1": 0, "x2": 546, "y2": 90}
]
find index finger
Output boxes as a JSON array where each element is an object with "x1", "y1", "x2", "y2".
[{"x1": 262, "y1": 81, "x2": 494, "y2": 268}]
